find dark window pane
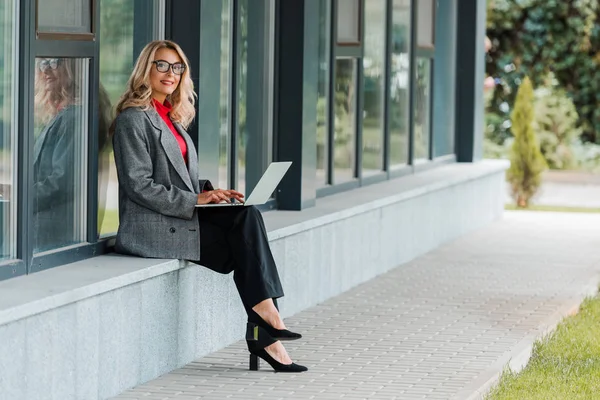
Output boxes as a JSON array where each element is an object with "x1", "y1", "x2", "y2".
[
  {"x1": 337, "y1": 0, "x2": 360, "y2": 44},
  {"x1": 237, "y1": 0, "x2": 274, "y2": 196},
  {"x1": 38, "y1": 0, "x2": 92, "y2": 34},
  {"x1": 0, "y1": 0, "x2": 18, "y2": 261},
  {"x1": 334, "y1": 58, "x2": 357, "y2": 184},
  {"x1": 413, "y1": 57, "x2": 431, "y2": 160},
  {"x1": 362, "y1": 0, "x2": 386, "y2": 176},
  {"x1": 33, "y1": 58, "x2": 89, "y2": 253},
  {"x1": 417, "y1": 0, "x2": 435, "y2": 48},
  {"x1": 198, "y1": 0, "x2": 231, "y2": 190},
  {"x1": 389, "y1": 0, "x2": 411, "y2": 167}
]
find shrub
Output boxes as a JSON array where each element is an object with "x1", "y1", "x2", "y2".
[
  {"x1": 506, "y1": 77, "x2": 547, "y2": 207},
  {"x1": 534, "y1": 85, "x2": 582, "y2": 170}
]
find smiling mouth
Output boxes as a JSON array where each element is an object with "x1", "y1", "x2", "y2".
[{"x1": 161, "y1": 80, "x2": 174, "y2": 86}]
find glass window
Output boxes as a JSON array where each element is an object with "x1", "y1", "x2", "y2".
[
  {"x1": 334, "y1": 58, "x2": 357, "y2": 184},
  {"x1": 316, "y1": 0, "x2": 331, "y2": 187},
  {"x1": 413, "y1": 57, "x2": 431, "y2": 160},
  {"x1": 98, "y1": 0, "x2": 164, "y2": 238},
  {"x1": 198, "y1": 0, "x2": 231, "y2": 191},
  {"x1": 361, "y1": 0, "x2": 386, "y2": 177},
  {"x1": 237, "y1": 0, "x2": 275, "y2": 196},
  {"x1": 0, "y1": 0, "x2": 18, "y2": 261},
  {"x1": 33, "y1": 58, "x2": 89, "y2": 253},
  {"x1": 337, "y1": 0, "x2": 361, "y2": 45},
  {"x1": 38, "y1": 0, "x2": 92, "y2": 34},
  {"x1": 417, "y1": 0, "x2": 435, "y2": 48},
  {"x1": 98, "y1": 0, "x2": 134, "y2": 238},
  {"x1": 389, "y1": 0, "x2": 411, "y2": 167}
]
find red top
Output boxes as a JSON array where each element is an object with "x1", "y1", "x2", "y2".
[{"x1": 153, "y1": 99, "x2": 188, "y2": 164}]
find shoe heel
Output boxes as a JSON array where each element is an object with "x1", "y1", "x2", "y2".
[{"x1": 249, "y1": 353, "x2": 260, "y2": 371}]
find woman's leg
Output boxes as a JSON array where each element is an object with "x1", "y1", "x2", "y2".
[
  {"x1": 194, "y1": 206, "x2": 284, "y2": 312},
  {"x1": 192, "y1": 206, "x2": 295, "y2": 365}
]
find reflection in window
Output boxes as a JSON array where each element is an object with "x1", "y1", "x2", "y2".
[
  {"x1": 218, "y1": 0, "x2": 232, "y2": 190},
  {"x1": 389, "y1": 0, "x2": 411, "y2": 167},
  {"x1": 0, "y1": 0, "x2": 18, "y2": 261},
  {"x1": 316, "y1": 0, "x2": 331, "y2": 186},
  {"x1": 98, "y1": 0, "x2": 135, "y2": 237},
  {"x1": 238, "y1": 0, "x2": 249, "y2": 195},
  {"x1": 334, "y1": 58, "x2": 357, "y2": 184},
  {"x1": 237, "y1": 0, "x2": 274, "y2": 196},
  {"x1": 413, "y1": 58, "x2": 431, "y2": 160},
  {"x1": 198, "y1": 0, "x2": 231, "y2": 190},
  {"x1": 362, "y1": 0, "x2": 386, "y2": 177},
  {"x1": 33, "y1": 58, "x2": 89, "y2": 253}
]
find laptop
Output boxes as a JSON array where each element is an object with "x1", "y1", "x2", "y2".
[{"x1": 195, "y1": 161, "x2": 292, "y2": 207}]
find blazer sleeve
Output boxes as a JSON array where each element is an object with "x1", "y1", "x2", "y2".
[
  {"x1": 113, "y1": 113, "x2": 198, "y2": 220},
  {"x1": 199, "y1": 179, "x2": 214, "y2": 192}
]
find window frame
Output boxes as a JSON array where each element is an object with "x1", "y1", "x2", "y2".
[
  {"x1": 35, "y1": 0, "x2": 97, "y2": 41},
  {"x1": 0, "y1": 0, "x2": 167, "y2": 280}
]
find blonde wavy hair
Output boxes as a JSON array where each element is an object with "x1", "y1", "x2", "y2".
[
  {"x1": 34, "y1": 58, "x2": 80, "y2": 124},
  {"x1": 114, "y1": 40, "x2": 196, "y2": 129}
]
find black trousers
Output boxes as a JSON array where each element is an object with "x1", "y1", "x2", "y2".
[{"x1": 190, "y1": 206, "x2": 284, "y2": 316}]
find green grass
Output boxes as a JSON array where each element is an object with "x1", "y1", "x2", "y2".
[
  {"x1": 485, "y1": 293, "x2": 600, "y2": 400},
  {"x1": 505, "y1": 204, "x2": 600, "y2": 213}
]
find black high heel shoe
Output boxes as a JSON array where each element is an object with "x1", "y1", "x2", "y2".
[
  {"x1": 248, "y1": 310, "x2": 302, "y2": 341},
  {"x1": 246, "y1": 323, "x2": 308, "y2": 373}
]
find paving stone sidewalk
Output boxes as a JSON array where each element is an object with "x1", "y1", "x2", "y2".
[{"x1": 113, "y1": 211, "x2": 600, "y2": 400}]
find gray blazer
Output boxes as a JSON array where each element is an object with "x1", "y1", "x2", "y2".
[
  {"x1": 33, "y1": 106, "x2": 79, "y2": 251},
  {"x1": 112, "y1": 106, "x2": 212, "y2": 260}
]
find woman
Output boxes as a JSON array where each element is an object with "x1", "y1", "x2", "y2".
[
  {"x1": 33, "y1": 58, "x2": 81, "y2": 252},
  {"x1": 111, "y1": 40, "x2": 307, "y2": 373}
]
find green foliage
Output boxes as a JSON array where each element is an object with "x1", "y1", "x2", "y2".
[
  {"x1": 506, "y1": 77, "x2": 547, "y2": 207},
  {"x1": 487, "y1": 0, "x2": 600, "y2": 143},
  {"x1": 534, "y1": 86, "x2": 582, "y2": 169}
]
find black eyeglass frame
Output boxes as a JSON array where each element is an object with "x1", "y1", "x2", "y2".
[
  {"x1": 152, "y1": 59, "x2": 186, "y2": 75},
  {"x1": 38, "y1": 58, "x2": 61, "y2": 72}
]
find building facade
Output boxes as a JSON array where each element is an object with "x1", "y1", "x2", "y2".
[{"x1": 0, "y1": 1, "x2": 501, "y2": 399}]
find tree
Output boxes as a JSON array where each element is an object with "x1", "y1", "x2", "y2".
[
  {"x1": 486, "y1": 0, "x2": 600, "y2": 143},
  {"x1": 534, "y1": 85, "x2": 582, "y2": 170},
  {"x1": 507, "y1": 77, "x2": 547, "y2": 207}
]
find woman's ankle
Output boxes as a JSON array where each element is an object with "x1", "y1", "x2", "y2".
[{"x1": 251, "y1": 300, "x2": 286, "y2": 330}]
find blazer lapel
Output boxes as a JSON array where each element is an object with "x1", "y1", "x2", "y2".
[
  {"x1": 175, "y1": 123, "x2": 200, "y2": 193},
  {"x1": 144, "y1": 108, "x2": 195, "y2": 192}
]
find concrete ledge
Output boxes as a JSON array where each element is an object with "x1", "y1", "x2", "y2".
[{"x1": 0, "y1": 159, "x2": 509, "y2": 400}]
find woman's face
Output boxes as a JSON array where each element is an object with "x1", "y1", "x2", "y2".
[
  {"x1": 38, "y1": 58, "x2": 68, "y2": 93},
  {"x1": 149, "y1": 48, "x2": 184, "y2": 103}
]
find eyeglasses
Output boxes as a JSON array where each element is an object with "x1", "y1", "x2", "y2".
[
  {"x1": 38, "y1": 58, "x2": 60, "y2": 72},
  {"x1": 152, "y1": 60, "x2": 186, "y2": 75}
]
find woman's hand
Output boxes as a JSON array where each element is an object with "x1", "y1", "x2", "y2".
[{"x1": 196, "y1": 189, "x2": 245, "y2": 205}]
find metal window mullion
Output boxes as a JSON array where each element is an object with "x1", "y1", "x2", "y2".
[
  {"x1": 428, "y1": 57, "x2": 434, "y2": 159},
  {"x1": 355, "y1": 0, "x2": 365, "y2": 182},
  {"x1": 327, "y1": 0, "x2": 338, "y2": 185},
  {"x1": 355, "y1": 57, "x2": 364, "y2": 182},
  {"x1": 229, "y1": 0, "x2": 239, "y2": 190},
  {"x1": 18, "y1": 0, "x2": 35, "y2": 273},
  {"x1": 86, "y1": 49, "x2": 99, "y2": 243},
  {"x1": 407, "y1": 0, "x2": 417, "y2": 168},
  {"x1": 382, "y1": 0, "x2": 392, "y2": 174}
]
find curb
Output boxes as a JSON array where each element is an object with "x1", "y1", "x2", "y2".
[{"x1": 452, "y1": 272, "x2": 600, "y2": 400}]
